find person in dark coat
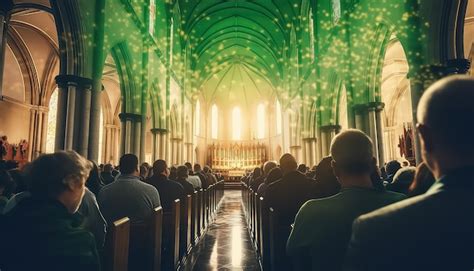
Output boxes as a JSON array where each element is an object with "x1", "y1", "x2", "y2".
[
  {"x1": 0, "y1": 151, "x2": 100, "y2": 271},
  {"x1": 147, "y1": 159, "x2": 185, "y2": 212},
  {"x1": 175, "y1": 165, "x2": 195, "y2": 195},
  {"x1": 101, "y1": 163, "x2": 115, "y2": 185},
  {"x1": 344, "y1": 75, "x2": 474, "y2": 271},
  {"x1": 193, "y1": 163, "x2": 210, "y2": 189}
]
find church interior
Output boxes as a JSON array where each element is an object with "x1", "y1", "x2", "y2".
[{"x1": 0, "y1": 0, "x2": 473, "y2": 270}]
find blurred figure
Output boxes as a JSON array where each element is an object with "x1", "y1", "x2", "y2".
[
  {"x1": 257, "y1": 167, "x2": 283, "y2": 196},
  {"x1": 175, "y1": 165, "x2": 195, "y2": 195},
  {"x1": 169, "y1": 166, "x2": 177, "y2": 181},
  {"x1": 101, "y1": 164, "x2": 115, "y2": 185},
  {"x1": 0, "y1": 151, "x2": 100, "y2": 271},
  {"x1": 384, "y1": 160, "x2": 401, "y2": 184},
  {"x1": 345, "y1": 75, "x2": 474, "y2": 271},
  {"x1": 386, "y1": 167, "x2": 416, "y2": 195},
  {"x1": 85, "y1": 162, "x2": 105, "y2": 196},
  {"x1": 314, "y1": 156, "x2": 341, "y2": 197},
  {"x1": 408, "y1": 162, "x2": 436, "y2": 197},
  {"x1": 147, "y1": 160, "x2": 185, "y2": 212}
]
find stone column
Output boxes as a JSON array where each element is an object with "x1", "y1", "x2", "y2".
[
  {"x1": 302, "y1": 138, "x2": 317, "y2": 167},
  {"x1": 367, "y1": 102, "x2": 385, "y2": 167},
  {"x1": 353, "y1": 104, "x2": 367, "y2": 133},
  {"x1": 151, "y1": 128, "x2": 168, "y2": 161},
  {"x1": 320, "y1": 125, "x2": 340, "y2": 157},
  {"x1": 133, "y1": 118, "x2": 141, "y2": 159},
  {"x1": 0, "y1": 1, "x2": 12, "y2": 99},
  {"x1": 55, "y1": 75, "x2": 94, "y2": 155}
]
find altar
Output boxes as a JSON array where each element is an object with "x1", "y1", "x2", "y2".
[{"x1": 208, "y1": 141, "x2": 267, "y2": 179}]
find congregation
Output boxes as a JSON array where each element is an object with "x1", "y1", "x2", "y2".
[{"x1": 0, "y1": 75, "x2": 473, "y2": 271}]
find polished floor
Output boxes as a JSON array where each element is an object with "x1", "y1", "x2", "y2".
[{"x1": 185, "y1": 190, "x2": 261, "y2": 271}]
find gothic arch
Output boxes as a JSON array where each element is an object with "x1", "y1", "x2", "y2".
[{"x1": 110, "y1": 43, "x2": 137, "y2": 114}]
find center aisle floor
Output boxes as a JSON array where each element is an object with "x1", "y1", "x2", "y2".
[{"x1": 185, "y1": 190, "x2": 261, "y2": 271}]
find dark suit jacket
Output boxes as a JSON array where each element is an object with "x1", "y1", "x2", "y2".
[
  {"x1": 176, "y1": 177, "x2": 195, "y2": 195},
  {"x1": 264, "y1": 170, "x2": 319, "y2": 227},
  {"x1": 344, "y1": 166, "x2": 474, "y2": 271},
  {"x1": 250, "y1": 175, "x2": 265, "y2": 192},
  {"x1": 194, "y1": 172, "x2": 209, "y2": 189},
  {"x1": 147, "y1": 174, "x2": 185, "y2": 212}
]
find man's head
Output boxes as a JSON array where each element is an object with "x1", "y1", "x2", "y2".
[
  {"x1": 184, "y1": 162, "x2": 193, "y2": 171},
  {"x1": 297, "y1": 164, "x2": 307, "y2": 174},
  {"x1": 279, "y1": 153, "x2": 298, "y2": 175},
  {"x1": 416, "y1": 75, "x2": 474, "y2": 177},
  {"x1": 26, "y1": 151, "x2": 92, "y2": 213},
  {"x1": 119, "y1": 154, "x2": 139, "y2": 176},
  {"x1": 153, "y1": 159, "x2": 169, "y2": 177},
  {"x1": 330, "y1": 129, "x2": 375, "y2": 183},
  {"x1": 385, "y1": 160, "x2": 402, "y2": 176},
  {"x1": 177, "y1": 165, "x2": 189, "y2": 179},
  {"x1": 103, "y1": 163, "x2": 113, "y2": 173},
  {"x1": 263, "y1": 161, "x2": 277, "y2": 176},
  {"x1": 203, "y1": 165, "x2": 211, "y2": 174},
  {"x1": 194, "y1": 163, "x2": 202, "y2": 173}
]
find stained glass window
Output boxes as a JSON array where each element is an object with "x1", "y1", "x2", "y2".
[
  {"x1": 149, "y1": 0, "x2": 156, "y2": 35},
  {"x1": 332, "y1": 0, "x2": 341, "y2": 23},
  {"x1": 45, "y1": 89, "x2": 58, "y2": 153},
  {"x1": 276, "y1": 100, "x2": 282, "y2": 135},
  {"x1": 211, "y1": 104, "x2": 218, "y2": 139},
  {"x1": 257, "y1": 103, "x2": 265, "y2": 139},
  {"x1": 195, "y1": 100, "x2": 200, "y2": 136},
  {"x1": 232, "y1": 107, "x2": 241, "y2": 140}
]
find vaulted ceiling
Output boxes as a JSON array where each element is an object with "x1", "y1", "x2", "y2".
[{"x1": 179, "y1": 0, "x2": 312, "y2": 105}]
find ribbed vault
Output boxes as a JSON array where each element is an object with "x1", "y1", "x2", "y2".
[{"x1": 180, "y1": 0, "x2": 310, "y2": 102}]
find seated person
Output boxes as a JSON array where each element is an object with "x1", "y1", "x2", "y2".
[
  {"x1": 194, "y1": 164, "x2": 210, "y2": 189},
  {"x1": 203, "y1": 166, "x2": 218, "y2": 185},
  {"x1": 386, "y1": 166, "x2": 416, "y2": 195},
  {"x1": 264, "y1": 153, "x2": 320, "y2": 270},
  {"x1": 78, "y1": 187, "x2": 107, "y2": 249},
  {"x1": 0, "y1": 151, "x2": 100, "y2": 271},
  {"x1": 251, "y1": 161, "x2": 277, "y2": 192},
  {"x1": 0, "y1": 169, "x2": 15, "y2": 213},
  {"x1": 98, "y1": 154, "x2": 161, "y2": 224},
  {"x1": 287, "y1": 130, "x2": 406, "y2": 271},
  {"x1": 383, "y1": 160, "x2": 401, "y2": 184},
  {"x1": 101, "y1": 163, "x2": 115, "y2": 185},
  {"x1": 408, "y1": 162, "x2": 436, "y2": 197},
  {"x1": 257, "y1": 167, "x2": 283, "y2": 196},
  {"x1": 185, "y1": 162, "x2": 202, "y2": 189},
  {"x1": 147, "y1": 159, "x2": 185, "y2": 212},
  {"x1": 175, "y1": 165, "x2": 195, "y2": 195},
  {"x1": 345, "y1": 75, "x2": 474, "y2": 271}
]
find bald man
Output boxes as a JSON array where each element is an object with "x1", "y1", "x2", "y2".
[
  {"x1": 344, "y1": 75, "x2": 474, "y2": 271},
  {"x1": 287, "y1": 130, "x2": 405, "y2": 271}
]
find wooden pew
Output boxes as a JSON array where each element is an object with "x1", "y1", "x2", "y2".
[
  {"x1": 269, "y1": 207, "x2": 293, "y2": 271},
  {"x1": 191, "y1": 191, "x2": 198, "y2": 245},
  {"x1": 260, "y1": 197, "x2": 271, "y2": 270},
  {"x1": 162, "y1": 199, "x2": 180, "y2": 271},
  {"x1": 128, "y1": 207, "x2": 163, "y2": 271},
  {"x1": 180, "y1": 195, "x2": 192, "y2": 259},
  {"x1": 103, "y1": 217, "x2": 130, "y2": 271},
  {"x1": 254, "y1": 192, "x2": 261, "y2": 254}
]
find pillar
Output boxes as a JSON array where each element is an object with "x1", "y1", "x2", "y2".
[
  {"x1": 151, "y1": 128, "x2": 168, "y2": 161},
  {"x1": 0, "y1": 0, "x2": 13, "y2": 99},
  {"x1": 320, "y1": 125, "x2": 340, "y2": 157},
  {"x1": 28, "y1": 106, "x2": 48, "y2": 159},
  {"x1": 55, "y1": 75, "x2": 95, "y2": 158},
  {"x1": 368, "y1": 102, "x2": 386, "y2": 167},
  {"x1": 303, "y1": 138, "x2": 317, "y2": 167},
  {"x1": 119, "y1": 113, "x2": 142, "y2": 158}
]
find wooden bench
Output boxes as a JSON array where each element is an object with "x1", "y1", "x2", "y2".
[
  {"x1": 180, "y1": 195, "x2": 192, "y2": 259},
  {"x1": 269, "y1": 207, "x2": 293, "y2": 271},
  {"x1": 103, "y1": 217, "x2": 130, "y2": 271},
  {"x1": 162, "y1": 199, "x2": 180, "y2": 271},
  {"x1": 128, "y1": 207, "x2": 163, "y2": 271}
]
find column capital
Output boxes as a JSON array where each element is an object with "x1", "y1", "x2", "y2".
[
  {"x1": 55, "y1": 74, "x2": 93, "y2": 89},
  {"x1": 170, "y1": 137, "x2": 183, "y2": 142},
  {"x1": 119, "y1": 112, "x2": 142, "y2": 122},
  {"x1": 320, "y1": 124, "x2": 341, "y2": 133},
  {"x1": 366, "y1": 102, "x2": 385, "y2": 112},
  {"x1": 302, "y1": 137, "x2": 317, "y2": 142},
  {"x1": 150, "y1": 128, "x2": 168, "y2": 134}
]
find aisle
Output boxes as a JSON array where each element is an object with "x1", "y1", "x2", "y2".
[{"x1": 186, "y1": 190, "x2": 261, "y2": 271}]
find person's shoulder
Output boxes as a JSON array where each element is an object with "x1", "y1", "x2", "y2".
[
  {"x1": 355, "y1": 193, "x2": 434, "y2": 229},
  {"x1": 382, "y1": 190, "x2": 408, "y2": 201}
]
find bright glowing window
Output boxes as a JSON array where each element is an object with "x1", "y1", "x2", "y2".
[
  {"x1": 169, "y1": 18, "x2": 174, "y2": 66},
  {"x1": 211, "y1": 104, "x2": 218, "y2": 139},
  {"x1": 309, "y1": 8, "x2": 315, "y2": 61},
  {"x1": 276, "y1": 100, "x2": 282, "y2": 135},
  {"x1": 46, "y1": 89, "x2": 58, "y2": 153},
  {"x1": 98, "y1": 108, "x2": 104, "y2": 163},
  {"x1": 195, "y1": 100, "x2": 200, "y2": 136},
  {"x1": 232, "y1": 107, "x2": 241, "y2": 140},
  {"x1": 332, "y1": 0, "x2": 341, "y2": 23},
  {"x1": 149, "y1": 0, "x2": 156, "y2": 35},
  {"x1": 257, "y1": 104, "x2": 265, "y2": 139}
]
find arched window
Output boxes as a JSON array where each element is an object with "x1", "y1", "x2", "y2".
[
  {"x1": 211, "y1": 104, "x2": 218, "y2": 139},
  {"x1": 169, "y1": 17, "x2": 174, "y2": 66},
  {"x1": 98, "y1": 108, "x2": 104, "y2": 163},
  {"x1": 309, "y1": 8, "x2": 315, "y2": 61},
  {"x1": 149, "y1": 0, "x2": 156, "y2": 35},
  {"x1": 232, "y1": 107, "x2": 241, "y2": 140},
  {"x1": 276, "y1": 100, "x2": 282, "y2": 135},
  {"x1": 332, "y1": 0, "x2": 341, "y2": 23},
  {"x1": 195, "y1": 100, "x2": 200, "y2": 136},
  {"x1": 45, "y1": 89, "x2": 58, "y2": 153},
  {"x1": 257, "y1": 103, "x2": 265, "y2": 139}
]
